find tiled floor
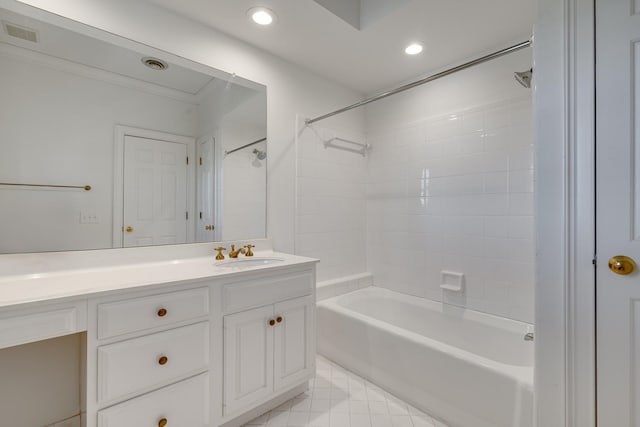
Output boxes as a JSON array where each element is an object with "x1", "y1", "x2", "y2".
[{"x1": 243, "y1": 356, "x2": 449, "y2": 427}]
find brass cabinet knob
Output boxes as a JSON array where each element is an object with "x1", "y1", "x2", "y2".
[
  {"x1": 126, "y1": 226, "x2": 133, "y2": 233},
  {"x1": 269, "y1": 319, "x2": 275, "y2": 326},
  {"x1": 276, "y1": 316, "x2": 283, "y2": 323},
  {"x1": 157, "y1": 308, "x2": 167, "y2": 317},
  {"x1": 158, "y1": 356, "x2": 168, "y2": 366},
  {"x1": 608, "y1": 255, "x2": 637, "y2": 275},
  {"x1": 205, "y1": 225, "x2": 215, "y2": 231},
  {"x1": 158, "y1": 418, "x2": 168, "y2": 427}
]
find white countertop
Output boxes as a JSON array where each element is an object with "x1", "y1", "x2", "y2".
[{"x1": 0, "y1": 249, "x2": 318, "y2": 308}]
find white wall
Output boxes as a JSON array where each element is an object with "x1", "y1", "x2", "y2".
[
  {"x1": 364, "y1": 50, "x2": 534, "y2": 323},
  {"x1": 0, "y1": 49, "x2": 196, "y2": 253},
  {"x1": 295, "y1": 121, "x2": 367, "y2": 282},
  {"x1": 0, "y1": 334, "x2": 82, "y2": 427}
]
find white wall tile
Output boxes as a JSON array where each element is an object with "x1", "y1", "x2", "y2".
[
  {"x1": 508, "y1": 149, "x2": 534, "y2": 171},
  {"x1": 364, "y1": 54, "x2": 534, "y2": 323},
  {"x1": 296, "y1": 123, "x2": 368, "y2": 281},
  {"x1": 509, "y1": 170, "x2": 534, "y2": 193},
  {"x1": 484, "y1": 172, "x2": 509, "y2": 193}
]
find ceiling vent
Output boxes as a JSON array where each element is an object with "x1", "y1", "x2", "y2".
[{"x1": 2, "y1": 21, "x2": 39, "y2": 43}]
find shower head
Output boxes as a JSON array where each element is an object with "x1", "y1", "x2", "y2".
[
  {"x1": 514, "y1": 68, "x2": 533, "y2": 88},
  {"x1": 253, "y1": 149, "x2": 267, "y2": 160}
]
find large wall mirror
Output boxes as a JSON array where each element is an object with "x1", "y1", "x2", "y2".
[{"x1": 0, "y1": 5, "x2": 267, "y2": 254}]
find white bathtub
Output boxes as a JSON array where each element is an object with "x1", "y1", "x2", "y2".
[{"x1": 317, "y1": 287, "x2": 533, "y2": 427}]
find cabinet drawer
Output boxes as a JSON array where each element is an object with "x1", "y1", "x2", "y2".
[
  {"x1": 98, "y1": 373, "x2": 209, "y2": 427},
  {"x1": 97, "y1": 287, "x2": 209, "y2": 339},
  {"x1": 0, "y1": 301, "x2": 86, "y2": 349},
  {"x1": 98, "y1": 322, "x2": 209, "y2": 403},
  {"x1": 223, "y1": 271, "x2": 313, "y2": 313}
]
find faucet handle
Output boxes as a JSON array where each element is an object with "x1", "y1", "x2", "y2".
[
  {"x1": 244, "y1": 244, "x2": 255, "y2": 257},
  {"x1": 214, "y1": 247, "x2": 226, "y2": 260}
]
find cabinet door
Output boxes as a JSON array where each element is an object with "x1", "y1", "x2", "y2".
[
  {"x1": 273, "y1": 296, "x2": 315, "y2": 391},
  {"x1": 223, "y1": 305, "x2": 274, "y2": 416}
]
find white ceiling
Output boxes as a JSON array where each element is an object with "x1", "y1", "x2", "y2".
[{"x1": 144, "y1": 0, "x2": 535, "y2": 94}]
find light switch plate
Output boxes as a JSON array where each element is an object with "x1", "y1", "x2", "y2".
[{"x1": 80, "y1": 211, "x2": 99, "y2": 224}]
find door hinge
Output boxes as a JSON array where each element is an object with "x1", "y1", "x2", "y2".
[
  {"x1": 199, "y1": 211, "x2": 203, "y2": 219},
  {"x1": 186, "y1": 156, "x2": 189, "y2": 165},
  {"x1": 199, "y1": 157, "x2": 203, "y2": 166},
  {"x1": 186, "y1": 211, "x2": 189, "y2": 220}
]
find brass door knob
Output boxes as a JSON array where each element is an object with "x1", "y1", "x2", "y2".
[
  {"x1": 608, "y1": 255, "x2": 637, "y2": 275},
  {"x1": 157, "y1": 308, "x2": 167, "y2": 317},
  {"x1": 158, "y1": 418, "x2": 168, "y2": 427},
  {"x1": 126, "y1": 226, "x2": 133, "y2": 233},
  {"x1": 276, "y1": 316, "x2": 283, "y2": 323},
  {"x1": 158, "y1": 356, "x2": 168, "y2": 366},
  {"x1": 269, "y1": 319, "x2": 275, "y2": 326}
]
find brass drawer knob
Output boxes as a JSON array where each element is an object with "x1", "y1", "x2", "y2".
[
  {"x1": 126, "y1": 226, "x2": 133, "y2": 233},
  {"x1": 157, "y1": 308, "x2": 167, "y2": 317},
  {"x1": 158, "y1": 418, "x2": 168, "y2": 427},
  {"x1": 158, "y1": 356, "x2": 168, "y2": 366},
  {"x1": 269, "y1": 319, "x2": 275, "y2": 326},
  {"x1": 276, "y1": 316, "x2": 283, "y2": 323}
]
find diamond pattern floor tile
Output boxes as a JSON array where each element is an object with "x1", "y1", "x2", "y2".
[{"x1": 243, "y1": 356, "x2": 449, "y2": 427}]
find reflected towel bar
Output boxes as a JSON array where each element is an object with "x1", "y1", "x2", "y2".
[{"x1": 0, "y1": 182, "x2": 92, "y2": 191}]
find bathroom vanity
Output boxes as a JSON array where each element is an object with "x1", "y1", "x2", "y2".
[{"x1": 0, "y1": 241, "x2": 317, "y2": 427}]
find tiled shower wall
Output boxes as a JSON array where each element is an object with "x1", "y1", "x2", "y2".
[
  {"x1": 365, "y1": 51, "x2": 534, "y2": 323},
  {"x1": 295, "y1": 121, "x2": 368, "y2": 282}
]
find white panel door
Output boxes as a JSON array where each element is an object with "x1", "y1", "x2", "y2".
[
  {"x1": 273, "y1": 296, "x2": 315, "y2": 391},
  {"x1": 123, "y1": 136, "x2": 187, "y2": 247},
  {"x1": 223, "y1": 305, "x2": 274, "y2": 416},
  {"x1": 197, "y1": 136, "x2": 216, "y2": 242},
  {"x1": 596, "y1": 0, "x2": 640, "y2": 424}
]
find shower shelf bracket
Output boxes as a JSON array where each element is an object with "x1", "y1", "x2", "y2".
[{"x1": 323, "y1": 137, "x2": 370, "y2": 157}]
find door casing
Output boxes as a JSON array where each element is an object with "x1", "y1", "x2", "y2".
[{"x1": 534, "y1": 0, "x2": 596, "y2": 426}]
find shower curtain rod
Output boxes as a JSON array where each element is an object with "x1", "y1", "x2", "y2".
[
  {"x1": 305, "y1": 39, "x2": 532, "y2": 125},
  {"x1": 224, "y1": 137, "x2": 267, "y2": 156}
]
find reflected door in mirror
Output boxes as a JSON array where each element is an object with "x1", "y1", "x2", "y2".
[{"x1": 123, "y1": 136, "x2": 187, "y2": 247}]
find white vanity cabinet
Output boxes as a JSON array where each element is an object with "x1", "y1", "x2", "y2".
[
  {"x1": 0, "y1": 249, "x2": 317, "y2": 427},
  {"x1": 87, "y1": 285, "x2": 213, "y2": 427},
  {"x1": 222, "y1": 271, "x2": 316, "y2": 418}
]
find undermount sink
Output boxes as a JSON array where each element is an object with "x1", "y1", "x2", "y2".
[{"x1": 214, "y1": 257, "x2": 285, "y2": 269}]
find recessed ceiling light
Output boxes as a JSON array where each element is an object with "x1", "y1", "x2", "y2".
[
  {"x1": 247, "y1": 7, "x2": 276, "y2": 26},
  {"x1": 405, "y1": 43, "x2": 423, "y2": 55}
]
